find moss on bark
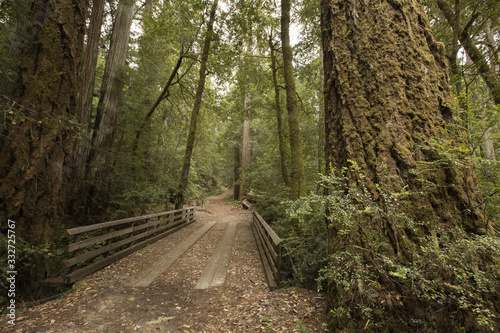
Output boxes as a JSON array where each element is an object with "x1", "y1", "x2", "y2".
[
  {"x1": 0, "y1": 0, "x2": 85, "y2": 245},
  {"x1": 321, "y1": 0, "x2": 493, "y2": 330}
]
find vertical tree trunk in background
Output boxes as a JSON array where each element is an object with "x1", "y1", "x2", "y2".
[
  {"x1": 233, "y1": 146, "x2": 241, "y2": 201},
  {"x1": 86, "y1": 0, "x2": 135, "y2": 208},
  {"x1": 145, "y1": 0, "x2": 152, "y2": 13},
  {"x1": 239, "y1": 92, "x2": 251, "y2": 200},
  {"x1": 176, "y1": 0, "x2": 218, "y2": 209},
  {"x1": 483, "y1": 20, "x2": 497, "y2": 161},
  {"x1": 69, "y1": 0, "x2": 106, "y2": 202},
  {"x1": 269, "y1": 35, "x2": 291, "y2": 187},
  {"x1": 281, "y1": 0, "x2": 306, "y2": 200},
  {"x1": 321, "y1": 0, "x2": 489, "y2": 329},
  {"x1": 317, "y1": 53, "x2": 325, "y2": 193},
  {"x1": 0, "y1": 0, "x2": 85, "y2": 241},
  {"x1": 485, "y1": 21, "x2": 499, "y2": 74}
]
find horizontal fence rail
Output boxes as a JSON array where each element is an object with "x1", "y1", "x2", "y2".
[
  {"x1": 251, "y1": 211, "x2": 281, "y2": 290},
  {"x1": 55, "y1": 207, "x2": 195, "y2": 285}
]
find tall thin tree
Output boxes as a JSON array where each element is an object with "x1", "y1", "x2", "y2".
[
  {"x1": 281, "y1": 0, "x2": 306, "y2": 200},
  {"x1": 176, "y1": 0, "x2": 218, "y2": 209},
  {"x1": 269, "y1": 34, "x2": 291, "y2": 187}
]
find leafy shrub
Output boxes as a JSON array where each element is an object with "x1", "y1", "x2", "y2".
[
  {"x1": 288, "y1": 165, "x2": 500, "y2": 332},
  {"x1": 0, "y1": 235, "x2": 51, "y2": 307},
  {"x1": 252, "y1": 186, "x2": 329, "y2": 288}
]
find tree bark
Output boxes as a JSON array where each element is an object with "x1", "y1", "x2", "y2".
[
  {"x1": 85, "y1": 0, "x2": 135, "y2": 208},
  {"x1": 321, "y1": 0, "x2": 489, "y2": 329},
  {"x1": 176, "y1": 0, "x2": 218, "y2": 209},
  {"x1": 69, "y1": 0, "x2": 105, "y2": 201},
  {"x1": 239, "y1": 92, "x2": 251, "y2": 200},
  {"x1": 0, "y1": 0, "x2": 85, "y2": 243},
  {"x1": 233, "y1": 146, "x2": 241, "y2": 201},
  {"x1": 281, "y1": 0, "x2": 306, "y2": 200},
  {"x1": 269, "y1": 35, "x2": 291, "y2": 187}
]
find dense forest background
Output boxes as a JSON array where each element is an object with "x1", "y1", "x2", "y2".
[{"x1": 1, "y1": 0, "x2": 499, "y2": 331}]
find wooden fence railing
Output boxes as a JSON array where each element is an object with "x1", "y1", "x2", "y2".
[
  {"x1": 251, "y1": 211, "x2": 282, "y2": 290},
  {"x1": 53, "y1": 207, "x2": 195, "y2": 285}
]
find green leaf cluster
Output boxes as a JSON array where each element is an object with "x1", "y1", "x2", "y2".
[{"x1": 286, "y1": 165, "x2": 500, "y2": 331}]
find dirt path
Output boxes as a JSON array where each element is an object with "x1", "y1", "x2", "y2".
[{"x1": 8, "y1": 189, "x2": 326, "y2": 332}]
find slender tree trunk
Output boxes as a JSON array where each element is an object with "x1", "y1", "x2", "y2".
[
  {"x1": 85, "y1": 0, "x2": 135, "y2": 208},
  {"x1": 483, "y1": 129, "x2": 496, "y2": 160},
  {"x1": 483, "y1": 20, "x2": 497, "y2": 160},
  {"x1": 317, "y1": 52, "x2": 325, "y2": 193},
  {"x1": 281, "y1": 0, "x2": 306, "y2": 200},
  {"x1": 132, "y1": 50, "x2": 185, "y2": 156},
  {"x1": 437, "y1": 0, "x2": 500, "y2": 105},
  {"x1": 69, "y1": 0, "x2": 105, "y2": 201},
  {"x1": 321, "y1": 0, "x2": 490, "y2": 329},
  {"x1": 176, "y1": 0, "x2": 218, "y2": 209},
  {"x1": 233, "y1": 146, "x2": 241, "y2": 201},
  {"x1": 269, "y1": 35, "x2": 291, "y2": 187},
  {"x1": 239, "y1": 92, "x2": 251, "y2": 199},
  {"x1": 0, "y1": 0, "x2": 85, "y2": 294},
  {"x1": 485, "y1": 20, "x2": 499, "y2": 74}
]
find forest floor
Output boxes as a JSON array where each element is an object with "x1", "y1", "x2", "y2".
[{"x1": 8, "y1": 188, "x2": 327, "y2": 332}]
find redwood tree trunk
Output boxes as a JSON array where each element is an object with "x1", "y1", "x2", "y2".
[
  {"x1": 321, "y1": 0, "x2": 489, "y2": 329},
  {"x1": 269, "y1": 35, "x2": 291, "y2": 187},
  {"x1": 85, "y1": 0, "x2": 135, "y2": 208},
  {"x1": 322, "y1": 0, "x2": 487, "y2": 233},
  {"x1": 281, "y1": 0, "x2": 306, "y2": 200},
  {"x1": 239, "y1": 92, "x2": 251, "y2": 200},
  {"x1": 233, "y1": 146, "x2": 241, "y2": 201},
  {"x1": 69, "y1": 0, "x2": 105, "y2": 201},
  {"x1": 0, "y1": 0, "x2": 85, "y2": 245},
  {"x1": 176, "y1": 0, "x2": 218, "y2": 209}
]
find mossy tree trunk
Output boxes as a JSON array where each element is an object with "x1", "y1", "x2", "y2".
[
  {"x1": 176, "y1": 0, "x2": 218, "y2": 209},
  {"x1": 281, "y1": 0, "x2": 306, "y2": 200},
  {"x1": 0, "y1": 0, "x2": 85, "y2": 245},
  {"x1": 321, "y1": 0, "x2": 490, "y2": 330}
]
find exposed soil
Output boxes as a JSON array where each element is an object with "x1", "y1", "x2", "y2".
[{"x1": 7, "y1": 189, "x2": 327, "y2": 332}]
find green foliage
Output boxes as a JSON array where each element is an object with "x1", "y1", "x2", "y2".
[
  {"x1": 252, "y1": 181, "x2": 328, "y2": 289},
  {"x1": 121, "y1": 175, "x2": 181, "y2": 212},
  {"x1": 0, "y1": 235, "x2": 51, "y2": 307},
  {"x1": 288, "y1": 166, "x2": 500, "y2": 332}
]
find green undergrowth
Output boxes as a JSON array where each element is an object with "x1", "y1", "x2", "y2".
[
  {"x1": 0, "y1": 233, "x2": 72, "y2": 309},
  {"x1": 254, "y1": 190, "x2": 329, "y2": 290},
  {"x1": 283, "y1": 165, "x2": 500, "y2": 332}
]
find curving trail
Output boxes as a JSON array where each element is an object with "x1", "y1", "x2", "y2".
[{"x1": 8, "y1": 188, "x2": 326, "y2": 332}]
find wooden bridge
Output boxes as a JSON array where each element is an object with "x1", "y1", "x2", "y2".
[
  {"x1": 13, "y1": 191, "x2": 326, "y2": 332},
  {"x1": 46, "y1": 206, "x2": 281, "y2": 291}
]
